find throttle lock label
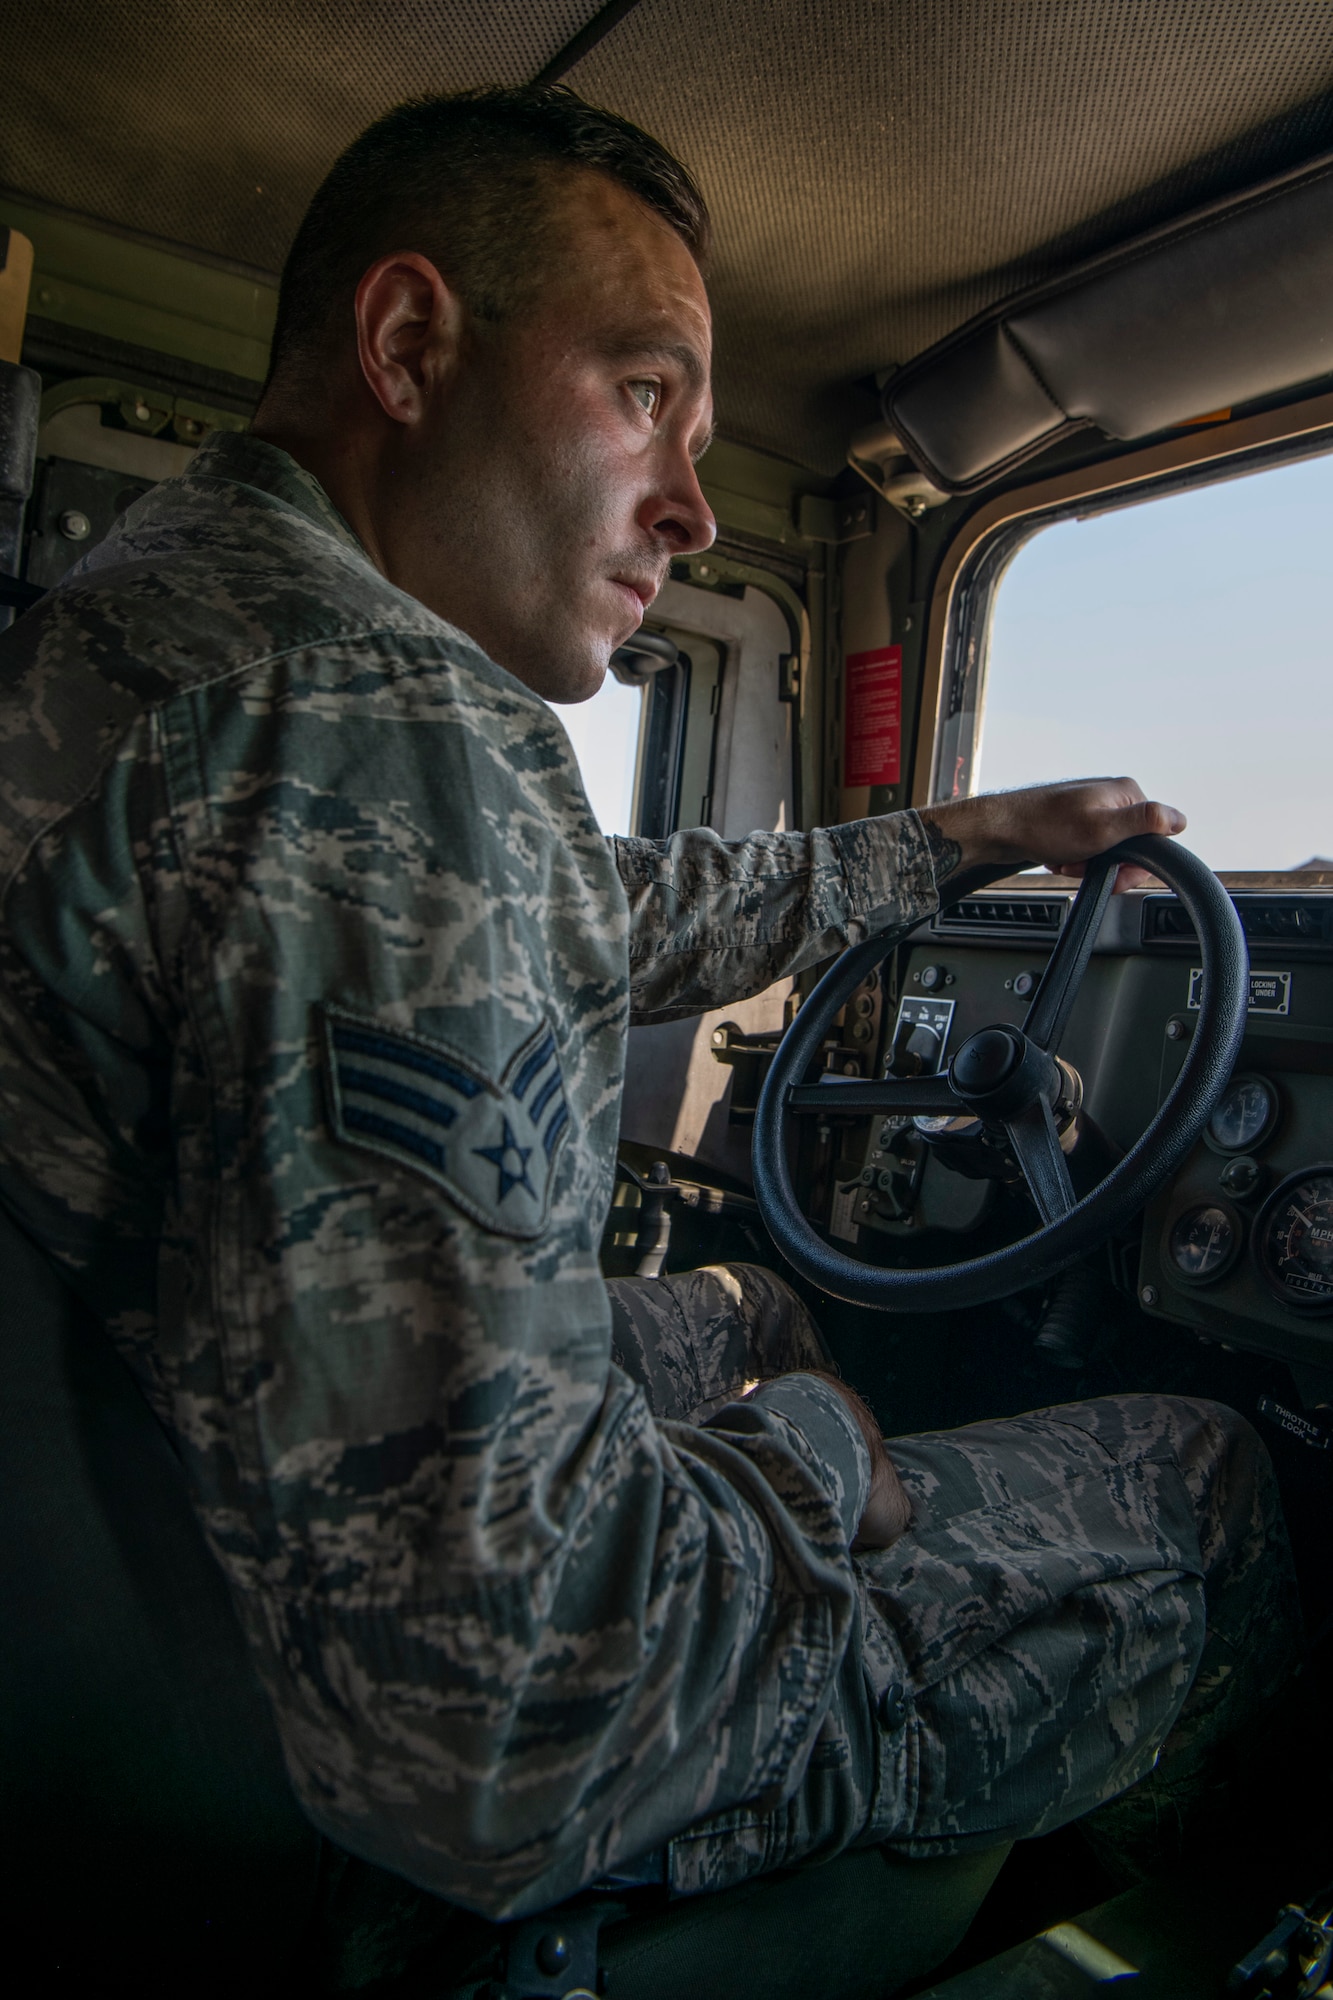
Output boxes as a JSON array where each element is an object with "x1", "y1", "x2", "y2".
[{"x1": 1188, "y1": 969, "x2": 1290, "y2": 1014}]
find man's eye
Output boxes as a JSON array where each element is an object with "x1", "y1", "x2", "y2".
[{"x1": 628, "y1": 380, "x2": 660, "y2": 416}]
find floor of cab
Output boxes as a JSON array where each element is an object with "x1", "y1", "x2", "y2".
[
  {"x1": 902, "y1": 1693, "x2": 1333, "y2": 2000},
  {"x1": 911, "y1": 1849, "x2": 1326, "y2": 1997}
]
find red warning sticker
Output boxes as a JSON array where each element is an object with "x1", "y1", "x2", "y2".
[{"x1": 844, "y1": 645, "x2": 902, "y2": 787}]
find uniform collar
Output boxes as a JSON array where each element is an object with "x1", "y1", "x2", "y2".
[{"x1": 188, "y1": 428, "x2": 367, "y2": 560}]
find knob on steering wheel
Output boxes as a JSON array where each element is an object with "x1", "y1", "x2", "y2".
[{"x1": 752, "y1": 836, "x2": 1247, "y2": 1311}]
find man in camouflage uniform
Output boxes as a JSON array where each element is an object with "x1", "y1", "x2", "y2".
[{"x1": 0, "y1": 85, "x2": 1297, "y2": 1940}]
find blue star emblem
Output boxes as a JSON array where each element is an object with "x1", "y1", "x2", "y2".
[{"x1": 473, "y1": 1117, "x2": 535, "y2": 1203}]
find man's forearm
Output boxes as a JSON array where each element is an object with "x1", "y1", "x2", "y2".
[
  {"x1": 917, "y1": 810, "x2": 965, "y2": 888},
  {"x1": 617, "y1": 814, "x2": 938, "y2": 1023},
  {"x1": 917, "y1": 778, "x2": 1186, "y2": 885}
]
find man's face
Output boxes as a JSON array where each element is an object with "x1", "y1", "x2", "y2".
[{"x1": 408, "y1": 172, "x2": 716, "y2": 702}]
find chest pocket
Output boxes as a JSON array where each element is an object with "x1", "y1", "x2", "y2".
[{"x1": 320, "y1": 1005, "x2": 569, "y2": 1239}]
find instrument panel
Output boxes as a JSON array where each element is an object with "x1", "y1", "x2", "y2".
[
  {"x1": 823, "y1": 885, "x2": 1333, "y2": 1373},
  {"x1": 1139, "y1": 994, "x2": 1333, "y2": 1367},
  {"x1": 1162, "y1": 1149, "x2": 1333, "y2": 1317}
]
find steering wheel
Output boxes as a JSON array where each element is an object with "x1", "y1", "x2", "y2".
[{"x1": 753, "y1": 835, "x2": 1247, "y2": 1310}]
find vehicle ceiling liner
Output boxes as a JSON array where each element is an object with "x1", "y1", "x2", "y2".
[
  {"x1": 3, "y1": 2, "x2": 1333, "y2": 472},
  {"x1": 884, "y1": 147, "x2": 1333, "y2": 494}
]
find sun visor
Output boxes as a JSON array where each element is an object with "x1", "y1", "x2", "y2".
[{"x1": 884, "y1": 149, "x2": 1333, "y2": 494}]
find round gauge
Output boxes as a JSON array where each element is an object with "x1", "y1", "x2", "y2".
[
  {"x1": 1166, "y1": 1202, "x2": 1242, "y2": 1285},
  {"x1": 1254, "y1": 1169, "x2": 1333, "y2": 1314},
  {"x1": 1205, "y1": 1073, "x2": 1279, "y2": 1155},
  {"x1": 913, "y1": 1113, "x2": 982, "y2": 1136}
]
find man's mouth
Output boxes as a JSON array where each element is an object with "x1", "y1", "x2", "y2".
[{"x1": 610, "y1": 573, "x2": 662, "y2": 624}]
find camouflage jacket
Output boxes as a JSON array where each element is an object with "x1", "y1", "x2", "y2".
[{"x1": 0, "y1": 431, "x2": 941, "y2": 1916}]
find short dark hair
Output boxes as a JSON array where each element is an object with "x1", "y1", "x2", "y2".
[{"x1": 267, "y1": 86, "x2": 710, "y2": 380}]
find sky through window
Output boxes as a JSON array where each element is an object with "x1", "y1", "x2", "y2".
[
  {"x1": 980, "y1": 450, "x2": 1333, "y2": 872},
  {"x1": 548, "y1": 672, "x2": 643, "y2": 836}
]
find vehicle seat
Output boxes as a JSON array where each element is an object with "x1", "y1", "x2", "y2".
[
  {"x1": 592, "y1": 1840, "x2": 1010, "y2": 2000},
  {"x1": 0, "y1": 1202, "x2": 324, "y2": 1991},
  {"x1": 0, "y1": 1200, "x2": 1007, "y2": 1994}
]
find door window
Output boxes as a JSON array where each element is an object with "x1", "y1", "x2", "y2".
[
  {"x1": 553, "y1": 673, "x2": 644, "y2": 837},
  {"x1": 977, "y1": 451, "x2": 1333, "y2": 871}
]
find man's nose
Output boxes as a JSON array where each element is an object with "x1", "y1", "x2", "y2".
[{"x1": 638, "y1": 454, "x2": 716, "y2": 556}]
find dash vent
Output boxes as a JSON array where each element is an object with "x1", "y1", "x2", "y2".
[
  {"x1": 932, "y1": 896, "x2": 1067, "y2": 943},
  {"x1": 1142, "y1": 895, "x2": 1333, "y2": 955}
]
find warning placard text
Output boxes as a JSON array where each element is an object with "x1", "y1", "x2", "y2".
[{"x1": 844, "y1": 645, "x2": 902, "y2": 788}]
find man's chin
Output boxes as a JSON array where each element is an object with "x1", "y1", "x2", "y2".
[{"x1": 534, "y1": 649, "x2": 610, "y2": 705}]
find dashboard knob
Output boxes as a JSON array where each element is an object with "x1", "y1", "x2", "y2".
[{"x1": 1219, "y1": 1155, "x2": 1261, "y2": 1199}]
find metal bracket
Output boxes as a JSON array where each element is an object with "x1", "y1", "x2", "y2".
[
  {"x1": 709, "y1": 1017, "x2": 871, "y2": 1127},
  {"x1": 794, "y1": 491, "x2": 875, "y2": 543},
  {"x1": 1229, "y1": 1887, "x2": 1333, "y2": 1998},
  {"x1": 614, "y1": 1156, "x2": 763, "y2": 1246},
  {"x1": 847, "y1": 418, "x2": 949, "y2": 521},
  {"x1": 502, "y1": 1904, "x2": 611, "y2": 1999}
]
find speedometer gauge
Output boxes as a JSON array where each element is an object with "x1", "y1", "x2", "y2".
[
  {"x1": 1166, "y1": 1203, "x2": 1241, "y2": 1284},
  {"x1": 1205, "y1": 1073, "x2": 1279, "y2": 1154},
  {"x1": 1254, "y1": 1169, "x2": 1333, "y2": 1313}
]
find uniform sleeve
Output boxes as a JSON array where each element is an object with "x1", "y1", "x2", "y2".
[
  {"x1": 735, "y1": 1374, "x2": 871, "y2": 1544},
  {"x1": 613, "y1": 810, "x2": 941, "y2": 1022}
]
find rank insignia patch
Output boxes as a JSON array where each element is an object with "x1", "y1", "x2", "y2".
[{"x1": 320, "y1": 1006, "x2": 569, "y2": 1238}]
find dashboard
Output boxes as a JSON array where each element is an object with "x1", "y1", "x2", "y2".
[{"x1": 820, "y1": 882, "x2": 1333, "y2": 1374}]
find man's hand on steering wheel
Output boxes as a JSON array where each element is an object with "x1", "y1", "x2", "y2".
[{"x1": 918, "y1": 777, "x2": 1187, "y2": 894}]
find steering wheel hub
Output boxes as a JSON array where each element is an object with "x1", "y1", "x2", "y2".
[
  {"x1": 951, "y1": 1024, "x2": 1022, "y2": 1092},
  {"x1": 949, "y1": 1024, "x2": 1058, "y2": 1120}
]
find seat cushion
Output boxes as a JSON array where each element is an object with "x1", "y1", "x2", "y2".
[{"x1": 595, "y1": 1841, "x2": 1010, "y2": 2000}]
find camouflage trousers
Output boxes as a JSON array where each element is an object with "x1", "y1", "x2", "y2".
[{"x1": 606, "y1": 1264, "x2": 1302, "y2": 1898}]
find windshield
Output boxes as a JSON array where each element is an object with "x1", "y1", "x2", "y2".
[{"x1": 978, "y1": 450, "x2": 1333, "y2": 873}]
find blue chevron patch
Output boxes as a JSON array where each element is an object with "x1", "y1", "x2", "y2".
[{"x1": 321, "y1": 1007, "x2": 569, "y2": 1238}]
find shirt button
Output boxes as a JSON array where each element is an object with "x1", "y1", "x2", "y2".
[{"x1": 879, "y1": 1681, "x2": 910, "y2": 1730}]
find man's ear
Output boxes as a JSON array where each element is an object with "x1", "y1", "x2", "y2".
[{"x1": 354, "y1": 252, "x2": 464, "y2": 426}]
